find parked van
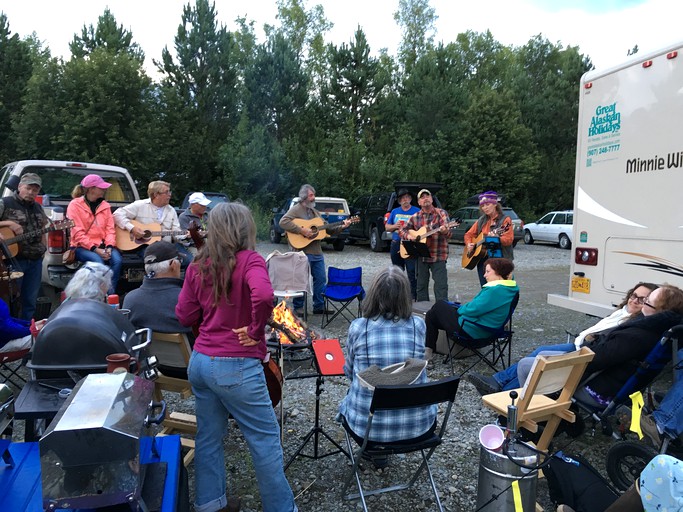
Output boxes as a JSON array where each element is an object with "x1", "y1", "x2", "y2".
[{"x1": 548, "y1": 42, "x2": 683, "y2": 317}]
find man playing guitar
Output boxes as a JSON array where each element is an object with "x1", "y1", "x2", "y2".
[
  {"x1": 113, "y1": 180, "x2": 193, "y2": 266},
  {"x1": 399, "y1": 189, "x2": 452, "y2": 302},
  {"x1": 0, "y1": 173, "x2": 49, "y2": 320},
  {"x1": 279, "y1": 184, "x2": 353, "y2": 316},
  {"x1": 464, "y1": 191, "x2": 514, "y2": 287}
]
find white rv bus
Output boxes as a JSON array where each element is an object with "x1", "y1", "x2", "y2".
[{"x1": 548, "y1": 41, "x2": 683, "y2": 318}]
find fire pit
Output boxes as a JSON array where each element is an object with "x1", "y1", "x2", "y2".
[{"x1": 267, "y1": 301, "x2": 322, "y2": 349}]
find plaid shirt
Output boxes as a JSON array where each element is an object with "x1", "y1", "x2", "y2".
[
  {"x1": 338, "y1": 316, "x2": 437, "y2": 442},
  {"x1": 400, "y1": 207, "x2": 451, "y2": 263}
]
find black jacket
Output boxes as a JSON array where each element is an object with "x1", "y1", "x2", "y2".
[{"x1": 584, "y1": 310, "x2": 683, "y2": 397}]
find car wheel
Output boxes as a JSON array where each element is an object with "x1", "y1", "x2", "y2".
[
  {"x1": 332, "y1": 239, "x2": 345, "y2": 251},
  {"x1": 269, "y1": 225, "x2": 282, "y2": 244},
  {"x1": 523, "y1": 230, "x2": 534, "y2": 245},
  {"x1": 369, "y1": 227, "x2": 384, "y2": 252},
  {"x1": 559, "y1": 233, "x2": 571, "y2": 250}
]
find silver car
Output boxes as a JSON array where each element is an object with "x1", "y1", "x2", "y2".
[{"x1": 523, "y1": 210, "x2": 573, "y2": 249}]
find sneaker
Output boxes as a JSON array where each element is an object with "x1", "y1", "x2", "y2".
[
  {"x1": 640, "y1": 414, "x2": 662, "y2": 446},
  {"x1": 467, "y1": 372, "x2": 502, "y2": 396}
]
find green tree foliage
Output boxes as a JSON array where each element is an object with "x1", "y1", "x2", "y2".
[
  {"x1": 449, "y1": 88, "x2": 540, "y2": 212},
  {"x1": 394, "y1": 0, "x2": 438, "y2": 75},
  {"x1": 69, "y1": 8, "x2": 144, "y2": 62},
  {"x1": 509, "y1": 35, "x2": 592, "y2": 214},
  {"x1": 155, "y1": 0, "x2": 239, "y2": 194},
  {"x1": 0, "y1": 14, "x2": 33, "y2": 163}
]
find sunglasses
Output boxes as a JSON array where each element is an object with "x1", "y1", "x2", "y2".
[{"x1": 643, "y1": 301, "x2": 657, "y2": 310}]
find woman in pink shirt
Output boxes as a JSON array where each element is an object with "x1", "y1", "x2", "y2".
[{"x1": 176, "y1": 202, "x2": 297, "y2": 512}]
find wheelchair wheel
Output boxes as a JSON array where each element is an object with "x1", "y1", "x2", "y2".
[{"x1": 606, "y1": 440, "x2": 659, "y2": 491}]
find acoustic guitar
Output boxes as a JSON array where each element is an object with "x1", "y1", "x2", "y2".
[
  {"x1": 399, "y1": 219, "x2": 461, "y2": 259},
  {"x1": 0, "y1": 219, "x2": 74, "y2": 259},
  {"x1": 286, "y1": 216, "x2": 359, "y2": 249},
  {"x1": 461, "y1": 224, "x2": 510, "y2": 270},
  {"x1": 115, "y1": 220, "x2": 187, "y2": 251}
]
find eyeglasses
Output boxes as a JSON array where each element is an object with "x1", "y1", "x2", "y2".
[
  {"x1": 628, "y1": 293, "x2": 649, "y2": 304},
  {"x1": 159, "y1": 190, "x2": 172, "y2": 195},
  {"x1": 643, "y1": 301, "x2": 657, "y2": 310}
]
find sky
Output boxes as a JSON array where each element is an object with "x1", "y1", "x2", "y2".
[{"x1": 2, "y1": 0, "x2": 682, "y2": 78}]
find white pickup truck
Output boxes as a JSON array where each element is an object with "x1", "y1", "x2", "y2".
[{"x1": 0, "y1": 160, "x2": 144, "y2": 310}]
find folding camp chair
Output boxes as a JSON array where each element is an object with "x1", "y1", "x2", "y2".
[
  {"x1": 482, "y1": 347, "x2": 595, "y2": 452},
  {"x1": 0, "y1": 349, "x2": 30, "y2": 389},
  {"x1": 340, "y1": 376, "x2": 460, "y2": 512},
  {"x1": 266, "y1": 250, "x2": 311, "y2": 320},
  {"x1": 321, "y1": 267, "x2": 365, "y2": 328},
  {"x1": 447, "y1": 292, "x2": 519, "y2": 374}
]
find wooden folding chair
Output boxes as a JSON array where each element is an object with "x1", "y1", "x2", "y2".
[
  {"x1": 482, "y1": 347, "x2": 595, "y2": 453},
  {"x1": 149, "y1": 332, "x2": 196, "y2": 466}
]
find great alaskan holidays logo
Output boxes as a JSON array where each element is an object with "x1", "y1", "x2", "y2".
[{"x1": 589, "y1": 102, "x2": 620, "y2": 137}]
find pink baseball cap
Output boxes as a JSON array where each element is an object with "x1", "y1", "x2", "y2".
[{"x1": 81, "y1": 174, "x2": 112, "y2": 189}]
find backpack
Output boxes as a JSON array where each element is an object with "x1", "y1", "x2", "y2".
[{"x1": 544, "y1": 451, "x2": 620, "y2": 512}]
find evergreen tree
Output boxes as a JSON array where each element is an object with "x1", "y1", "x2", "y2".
[
  {"x1": 69, "y1": 8, "x2": 144, "y2": 62},
  {"x1": 0, "y1": 14, "x2": 33, "y2": 162}
]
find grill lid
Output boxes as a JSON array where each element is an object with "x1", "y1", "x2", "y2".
[{"x1": 29, "y1": 299, "x2": 140, "y2": 371}]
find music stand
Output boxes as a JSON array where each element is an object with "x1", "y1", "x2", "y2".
[
  {"x1": 400, "y1": 241, "x2": 431, "y2": 259},
  {"x1": 284, "y1": 339, "x2": 349, "y2": 470}
]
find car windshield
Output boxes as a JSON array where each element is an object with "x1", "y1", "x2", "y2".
[{"x1": 20, "y1": 165, "x2": 136, "y2": 203}]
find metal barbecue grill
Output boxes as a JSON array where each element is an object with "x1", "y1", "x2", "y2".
[
  {"x1": 39, "y1": 372, "x2": 165, "y2": 510},
  {"x1": 27, "y1": 299, "x2": 152, "y2": 378}
]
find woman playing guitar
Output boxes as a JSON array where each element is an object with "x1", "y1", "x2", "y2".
[{"x1": 463, "y1": 191, "x2": 514, "y2": 287}]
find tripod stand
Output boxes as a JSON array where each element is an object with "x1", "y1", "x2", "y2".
[{"x1": 284, "y1": 341, "x2": 349, "y2": 470}]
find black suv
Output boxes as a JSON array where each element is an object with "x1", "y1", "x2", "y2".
[{"x1": 348, "y1": 182, "x2": 444, "y2": 252}]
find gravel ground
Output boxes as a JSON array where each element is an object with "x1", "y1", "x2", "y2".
[{"x1": 10, "y1": 241, "x2": 628, "y2": 511}]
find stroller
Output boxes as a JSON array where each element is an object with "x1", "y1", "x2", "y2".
[{"x1": 595, "y1": 324, "x2": 683, "y2": 490}]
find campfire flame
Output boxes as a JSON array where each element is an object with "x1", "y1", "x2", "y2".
[{"x1": 269, "y1": 301, "x2": 312, "y2": 344}]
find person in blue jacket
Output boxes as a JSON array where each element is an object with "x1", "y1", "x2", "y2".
[
  {"x1": 424, "y1": 258, "x2": 518, "y2": 360},
  {"x1": 0, "y1": 297, "x2": 33, "y2": 352}
]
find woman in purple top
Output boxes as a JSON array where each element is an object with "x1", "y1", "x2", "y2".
[{"x1": 176, "y1": 202, "x2": 297, "y2": 512}]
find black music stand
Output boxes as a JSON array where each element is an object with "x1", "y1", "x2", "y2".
[
  {"x1": 284, "y1": 339, "x2": 349, "y2": 470},
  {"x1": 401, "y1": 240, "x2": 431, "y2": 259}
]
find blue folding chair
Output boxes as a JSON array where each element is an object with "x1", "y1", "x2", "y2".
[{"x1": 321, "y1": 267, "x2": 365, "y2": 328}]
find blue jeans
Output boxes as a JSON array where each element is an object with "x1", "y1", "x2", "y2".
[
  {"x1": 653, "y1": 351, "x2": 683, "y2": 437},
  {"x1": 75, "y1": 248, "x2": 122, "y2": 294},
  {"x1": 294, "y1": 254, "x2": 325, "y2": 311},
  {"x1": 416, "y1": 259, "x2": 448, "y2": 302},
  {"x1": 390, "y1": 240, "x2": 417, "y2": 300},
  {"x1": 493, "y1": 343, "x2": 576, "y2": 390},
  {"x1": 14, "y1": 257, "x2": 43, "y2": 320},
  {"x1": 188, "y1": 352, "x2": 296, "y2": 512}
]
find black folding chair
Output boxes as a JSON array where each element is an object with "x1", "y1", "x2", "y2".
[
  {"x1": 0, "y1": 348, "x2": 30, "y2": 389},
  {"x1": 340, "y1": 376, "x2": 460, "y2": 512},
  {"x1": 321, "y1": 266, "x2": 365, "y2": 328},
  {"x1": 446, "y1": 292, "x2": 519, "y2": 374}
]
